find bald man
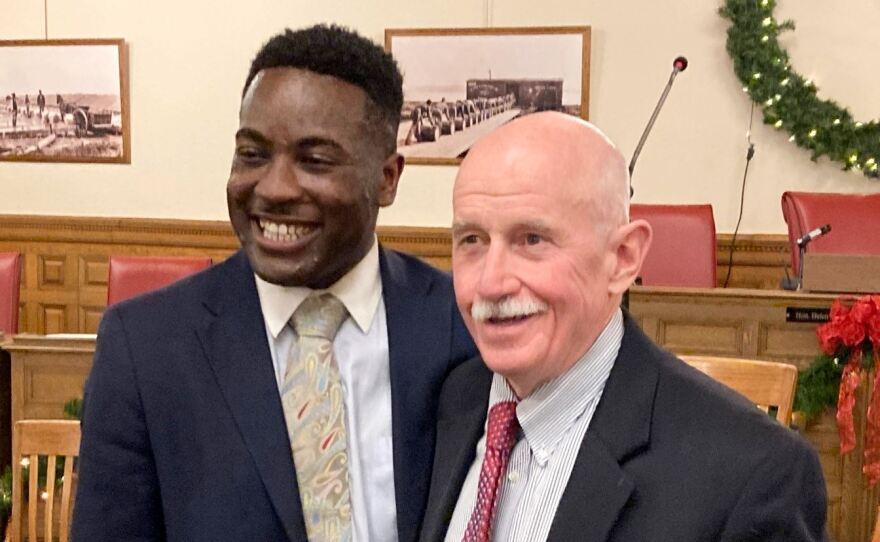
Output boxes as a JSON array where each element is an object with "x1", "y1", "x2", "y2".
[{"x1": 419, "y1": 112, "x2": 828, "y2": 542}]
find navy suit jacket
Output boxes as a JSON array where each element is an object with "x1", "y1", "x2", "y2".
[
  {"x1": 72, "y1": 248, "x2": 476, "y2": 542},
  {"x1": 420, "y1": 316, "x2": 828, "y2": 542}
]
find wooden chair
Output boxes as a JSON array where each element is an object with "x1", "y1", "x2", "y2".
[
  {"x1": 679, "y1": 355, "x2": 798, "y2": 425},
  {"x1": 10, "y1": 420, "x2": 81, "y2": 542}
]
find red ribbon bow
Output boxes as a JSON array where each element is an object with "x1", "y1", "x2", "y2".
[{"x1": 818, "y1": 295, "x2": 880, "y2": 486}]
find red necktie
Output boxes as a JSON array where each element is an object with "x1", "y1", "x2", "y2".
[{"x1": 462, "y1": 401, "x2": 520, "y2": 542}]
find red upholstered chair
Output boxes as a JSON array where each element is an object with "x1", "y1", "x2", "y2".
[
  {"x1": 630, "y1": 204, "x2": 717, "y2": 288},
  {"x1": 0, "y1": 252, "x2": 22, "y2": 334},
  {"x1": 781, "y1": 191, "x2": 880, "y2": 275},
  {"x1": 107, "y1": 255, "x2": 212, "y2": 305}
]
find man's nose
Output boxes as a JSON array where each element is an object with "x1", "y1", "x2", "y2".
[
  {"x1": 254, "y1": 157, "x2": 304, "y2": 201},
  {"x1": 476, "y1": 243, "x2": 519, "y2": 300}
]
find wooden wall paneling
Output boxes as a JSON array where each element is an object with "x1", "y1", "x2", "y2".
[
  {"x1": 79, "y1": 253, "x2": 110, "y2": 334},
  {"x1": 6, "y1": 336, "x2": 94, "y2": 423},
  {"x1": 657, "y1": 319, "x2": 744, "y2": 357},
  {"x1": 810, "y1": 411, "x2": 845, "y2": 538},
  {"x1": 29, "y1": 248, "x2": 78, "y2": 334},
  {"x1": 0, "y1": 215, "x2": 792, "y2": 333},
  {"x1": 17, "y1": 302, "x2": 25, "y2": 335},
  {"x1": 378, "y1": 225, "x2": 453, "y2": 271},
  {"x1": 0, "y1": 216, "x2": 242, "y2": 333},
  {"x1": 715, "y1": 233, "x2": 792, "y2": 290},
  {"x1": 630, "y1": 287, "x2": 832, "y2": 368},
  {"x1": 757, "y1": 322, "x2": 825, "y2": 361}
]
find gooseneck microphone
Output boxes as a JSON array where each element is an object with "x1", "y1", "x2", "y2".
[
  {"x1": 796, "y1": 224, "x2": 832, "y2": 247},
  {"x1": 628, "y1": 56, "x2": 689, "y2": 196},
  {"x1": 796, "y1": 223, "x2": 832, "y2": 290}
]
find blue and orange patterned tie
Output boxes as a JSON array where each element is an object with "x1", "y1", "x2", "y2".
[{"x1": 281, "y1": 292, "x2": 352, "y2": 542}]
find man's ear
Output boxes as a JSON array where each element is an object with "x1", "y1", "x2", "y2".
[
  {"x1": 608, "y1": 219, "x2": 652, "y2": 295},
  {"x1": 377, "y1": 153, "x2": 405, "y2": 207}
]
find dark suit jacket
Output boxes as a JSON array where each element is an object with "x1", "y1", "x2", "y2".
[
  {"x1": 420, "y1": 316, "x2": 828, "y2": 542},
  {"x1": 72, "y1": 248, "x2": 476, "y2": 542}
]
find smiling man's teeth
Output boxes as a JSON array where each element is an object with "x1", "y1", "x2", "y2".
[{"x1": 258, "y1": 219, "x2": 314, "y2": 242}]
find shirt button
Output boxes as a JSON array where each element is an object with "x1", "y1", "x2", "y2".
[{"x1": 507, "y1": 470, "x2": 520, "y2": 483}]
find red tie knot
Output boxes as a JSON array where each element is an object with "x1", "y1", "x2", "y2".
[{"x1": 486, "y1": 401, "x2": 519, "y2": 451}]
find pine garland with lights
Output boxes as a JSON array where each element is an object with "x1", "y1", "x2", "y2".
[
  {"x1": 794, "y1": 352, "x2": 846, "y2": 418},
  {"x1": 720, "y1": 0, "x2": 880, "y2": 177}
]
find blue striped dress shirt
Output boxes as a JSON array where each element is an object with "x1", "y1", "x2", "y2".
[{"x1": 445, "y1": 309, "x2": 624, "y2": 542}]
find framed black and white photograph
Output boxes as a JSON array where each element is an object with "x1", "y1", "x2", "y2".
[
  {"x1": 0, "y1": 39, "x2": 130, "y2": 164},
  {"x1": 385, "y1": 26, "x2": 590, "y2": 165}
]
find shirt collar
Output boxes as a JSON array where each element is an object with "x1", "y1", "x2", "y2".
[
  {"x1": 254, "y1": 238, "x2": 382, "y2": 337},
  {"x1": 487, "y1": 308, "x2": 624, "y2": 460}
]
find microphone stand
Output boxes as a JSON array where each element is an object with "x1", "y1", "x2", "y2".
[
  {"x1": 797, "y1": 241, "x2": 808, "y2": 291},
  {"x1": 629, "y1": 57, "x2": 688, "y2": 190},
  {"x1": 623, "y1": 57, "x2": 688, "y2": 311},
  {"x1": 794, "y1": 224, "x2": 831, "y2": 290}
]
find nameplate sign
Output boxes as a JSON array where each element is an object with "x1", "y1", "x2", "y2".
[{"x1": 785, "y1": 307, "x2": 830, "y2": 323}]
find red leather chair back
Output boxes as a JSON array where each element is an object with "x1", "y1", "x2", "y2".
[
  {"x1": 630, "y1": 204, "x2": 716, "y2": 288},
  {"x1": 0, "y1": 252, "x2": 22, "y2": 334},
  {"x1": 781, "y1": 191, "x2": 880, "y2": 273},
  {"x1": 107, "y1": 255, "x2": 212, "y2": 305}
]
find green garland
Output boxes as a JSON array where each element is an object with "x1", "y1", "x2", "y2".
[
  {"x1": 795, "y1": 343, "x2": 877, "y2": 417},
  {"x1": 720, "y1": 0, "x2": 880, "y2": 177},
  {"x1": 794, "y1": 353, "x2": 845, "y2": 418}
]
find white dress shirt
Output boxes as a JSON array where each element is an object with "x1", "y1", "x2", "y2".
[
  {"x1": 445, "y1": 309, "x2": 624, "y2": 542},
  {"x1": 254, "y1": 239, "x2": 398, "y2": 542}
]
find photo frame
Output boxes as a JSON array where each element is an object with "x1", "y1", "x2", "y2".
[
  {"x1": 385, "y1": 26, "x2": 590, "y2": 165},
  {"x1": 0, "y1": 39, "x2": 130, "y2": 164}
]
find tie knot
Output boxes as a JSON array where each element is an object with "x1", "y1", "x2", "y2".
[
  {"x1": 485, "y1": 401, "x2": 519, "y2": 451},
  {"x1": 291, "y1": 293, "x2": 348, "y2": 340}
]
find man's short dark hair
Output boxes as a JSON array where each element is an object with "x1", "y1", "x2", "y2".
[{"x1": 244, "y1": 24, "x2": 403, "y2": 155}]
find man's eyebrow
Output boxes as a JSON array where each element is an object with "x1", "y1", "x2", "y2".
[
  {"x1": 451, "y1": 221, "x2": 479, "y2": 236},
  {"x1": 234, "y1": 127, "x2": 269, "y2": 144},
  {"x1": 233, "y1": 130, "x2": 345, "y2": 153},
  {"x1": 518, "y1": 219, "x2": 553, "y2": 233},
  {"x1": 296, "y1": 137, "x2": 345, "y2": 152}
]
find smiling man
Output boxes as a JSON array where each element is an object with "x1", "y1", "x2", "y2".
[
  {"x1": 419, "y1": 112, "x2": 828, "y2": 542},
  {"x1": 72, "y1": 25, "x2": 475, "y2": 542}
]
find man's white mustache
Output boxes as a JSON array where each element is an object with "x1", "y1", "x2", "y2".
[{"x1": 471, "y1": 295, "x2": 548, "y2": 321}]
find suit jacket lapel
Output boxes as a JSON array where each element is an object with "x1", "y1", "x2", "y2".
[
  {"x1": 420, "y1": 359, "x2": 492, "y2": 542},
  {"x1": 547, "y1": 316, "x2": 658, "y2": 542},
  {"x1": 195, "y1": 251, "x2": 307, "y2": 542},
  {"x1": 381, "y1": 248, "x2": 454, "y2": 542}
]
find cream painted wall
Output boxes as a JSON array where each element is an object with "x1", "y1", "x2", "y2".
[{"x1": 1, "y1": 0, "x2": 878, "y2": 233}]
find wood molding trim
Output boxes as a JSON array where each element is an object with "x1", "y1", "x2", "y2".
[
  {"x1": 0, "y1": 214, "x2": 238, "y2": 248},
  {"x1": 0, "y1": 214, "x2": 792, "y2": 333}
]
